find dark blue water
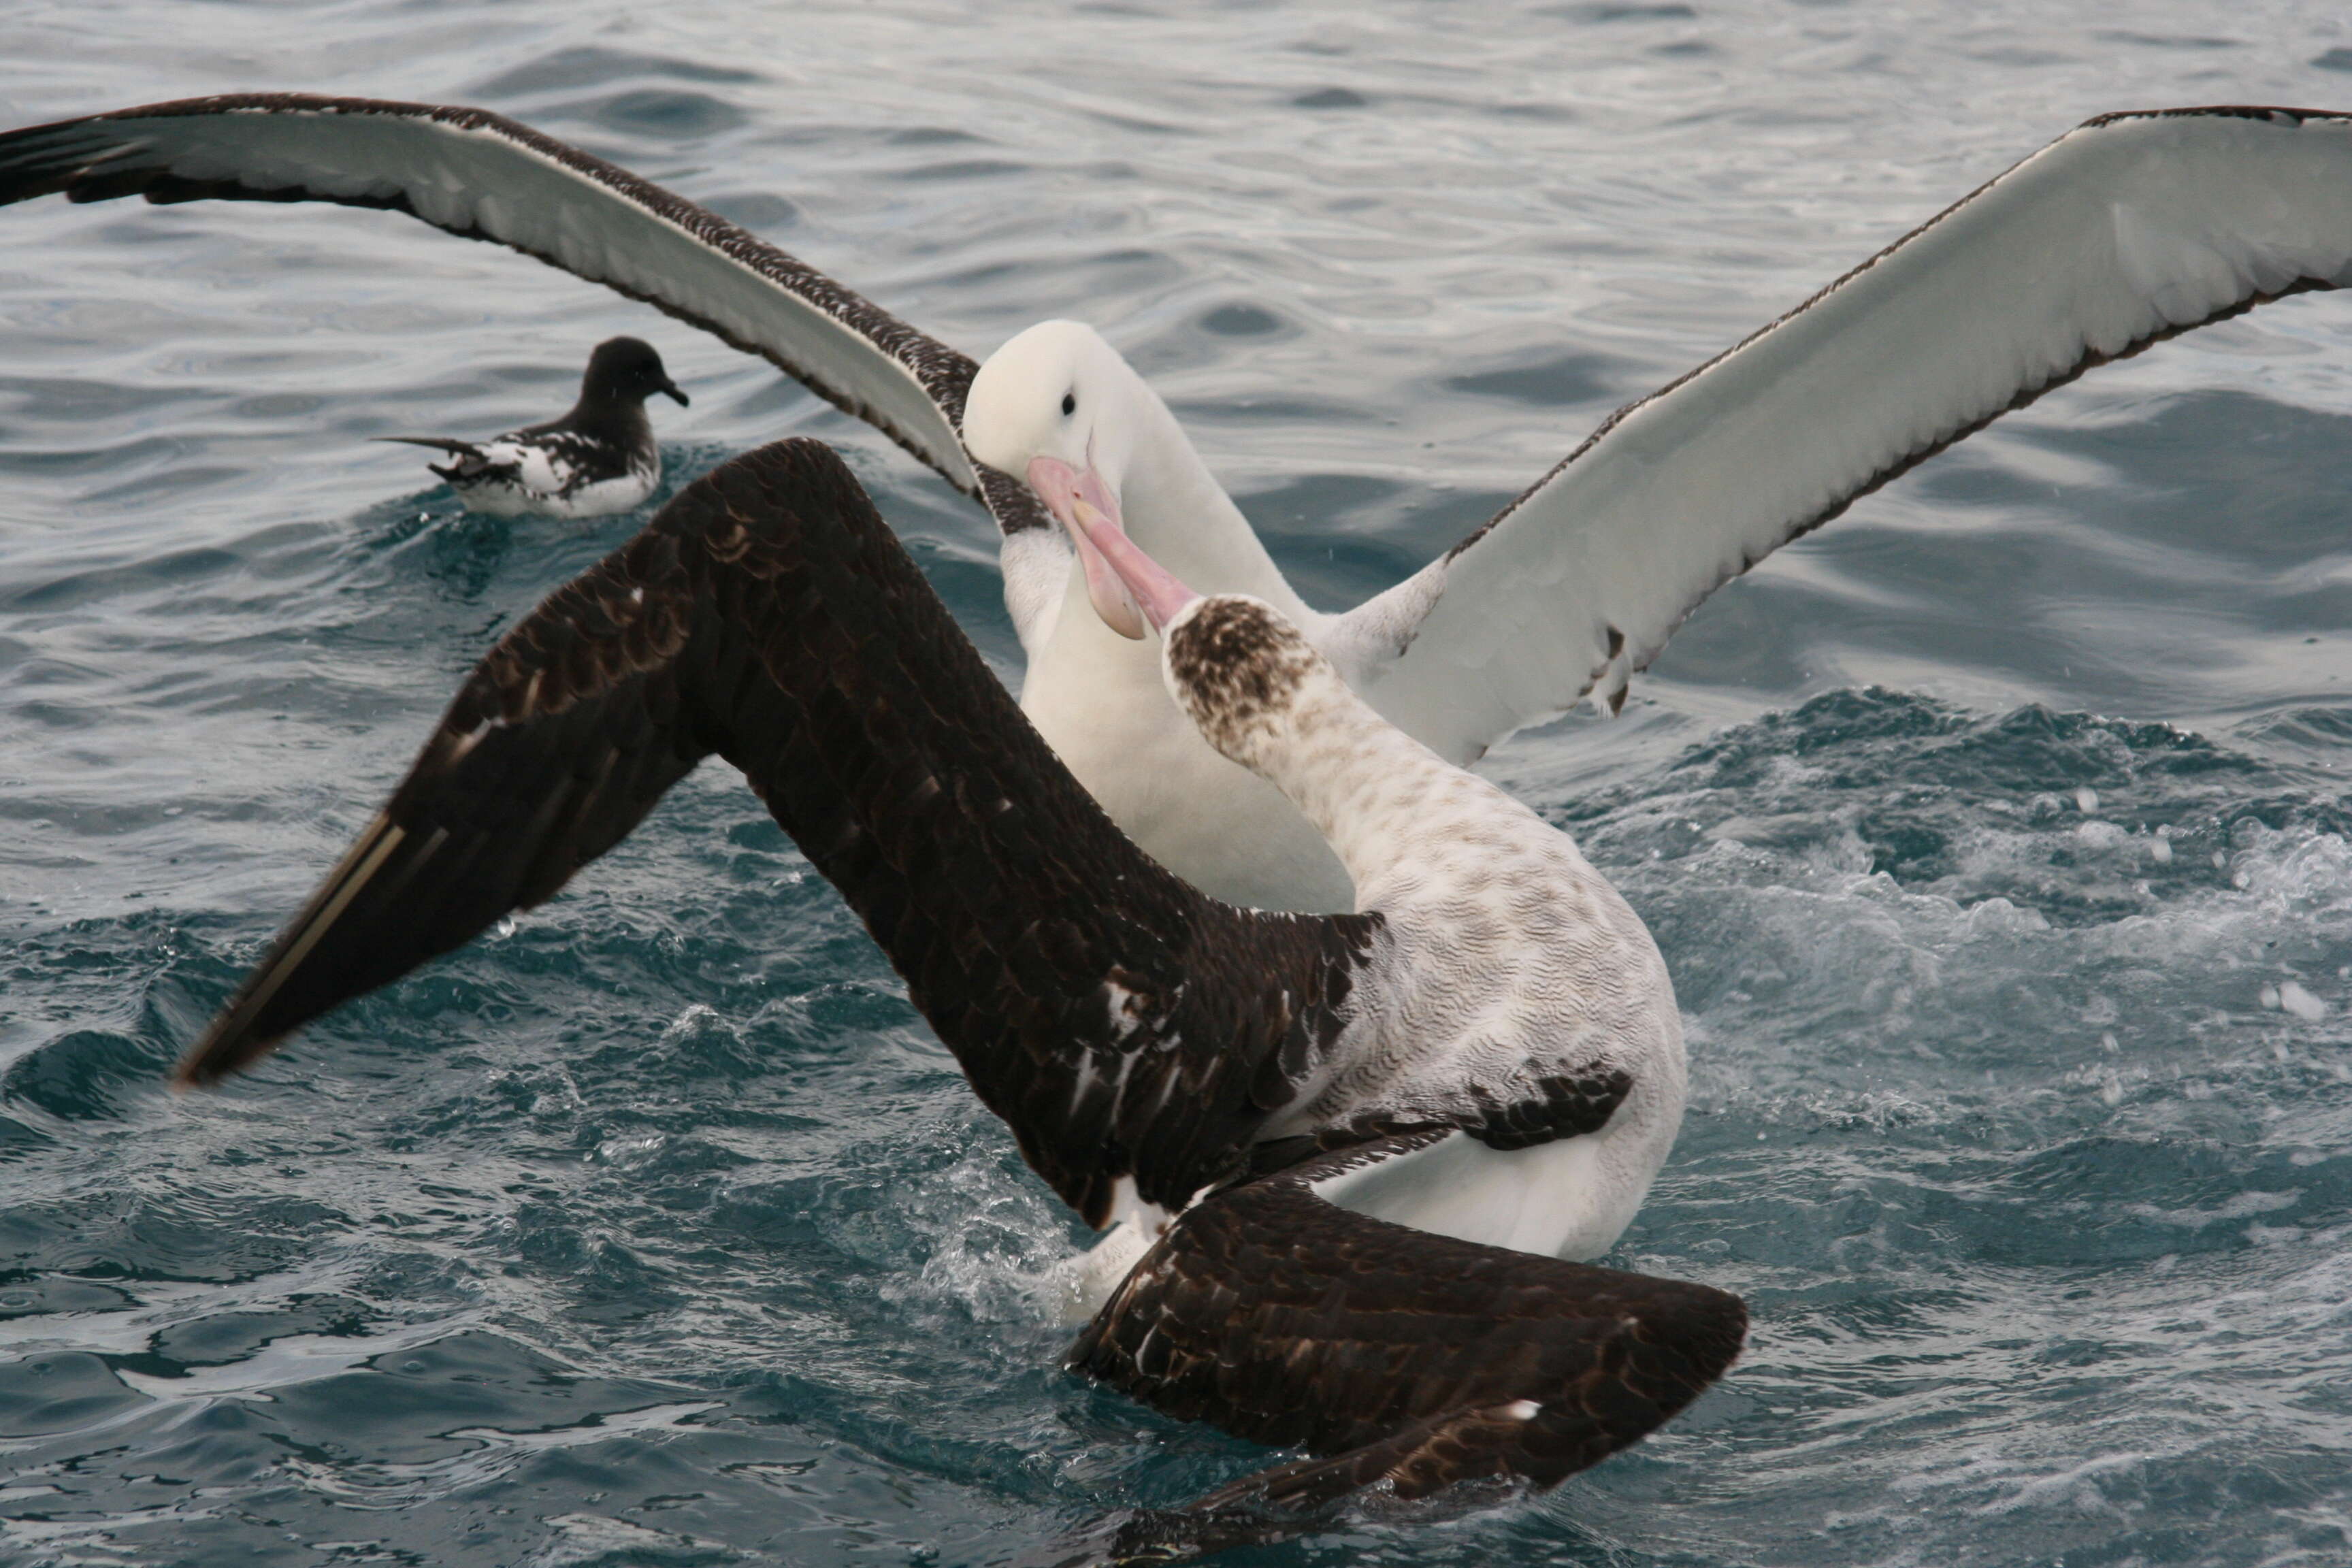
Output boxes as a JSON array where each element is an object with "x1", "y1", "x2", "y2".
[{"x1": 3, "y1": 4, "x2": 2351, "y2": 1565}]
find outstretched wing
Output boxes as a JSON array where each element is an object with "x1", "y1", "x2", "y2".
[
  {"x1": 0, "y1": 94, "x2": 1050, "y2": 536},
  {"x1": 1065, "y1": 1133, "x2": 1745, "y2": 1559},
  {"x1": 181, "y1": 440, "x2": 1377, "y2": 1225},
  {"x1": 1334, "y1": 106, "x2": 2352, "y2": 764}
]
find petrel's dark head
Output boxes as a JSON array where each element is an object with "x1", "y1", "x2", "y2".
[{"x1": 582, "y1": 336, "x2": 689, "y2": 409}]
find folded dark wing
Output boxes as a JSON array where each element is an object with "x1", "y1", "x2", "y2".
[
  {"x1": 1068, "y1": 1132, "x2": 1744, "y2": 1549},
  {"x1": 0, "y1": 94, "x2": 1050, "y2": 536},
  {"x1": 179, "y1": 440, "x2": 1376, "y2": 1225}
]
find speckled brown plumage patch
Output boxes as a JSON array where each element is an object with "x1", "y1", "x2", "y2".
[{"x1": 1164, "y1": 595, "x2": 1321, "y2": 756}]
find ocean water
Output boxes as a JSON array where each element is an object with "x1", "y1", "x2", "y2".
[{"x1": 3, "y1": 2, "x2": 2351, "y2": 1564}]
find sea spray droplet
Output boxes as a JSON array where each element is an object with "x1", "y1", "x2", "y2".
[
  {"x1": 2278, "y1": 981, "x2": 2328, "y2": 1022},
  {"x1": 2150, "y1": 836, "x2": 2172, "y2": 864},
  {"x1": 2075, "y1": 820, "x2": 2123, "y2": 850},
  {"x1": 2259, "y1": 983, "x2": 2281, "y2": 1011},
  {"x1": 2074, "y1": 786, "x2": 2099, "y2": 813}
]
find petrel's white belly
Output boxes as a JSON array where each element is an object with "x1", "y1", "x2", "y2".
[
  {"x1": 1019, "y1": 600, "x2": 1354, "y2": 913},
  {"x1": 450, "y1": 442, "x2": 657, "y2": 520},
  {"x1": 534, "y1": 466, "x2": 657, "y2": 519}
]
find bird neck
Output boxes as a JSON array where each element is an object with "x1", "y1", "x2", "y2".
[
  {"x1": 1239, "y1": 672, "x2": 1466, "y2": 896},
  {"x1": 1162, "y1": 598, "x2": 1458, "y2": 899},
  {"x1": 565, "y1": 392, "x2": 653, "y2": 445}
]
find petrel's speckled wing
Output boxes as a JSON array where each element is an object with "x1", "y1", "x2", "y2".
[
  {"x1": 0, "y1": 94, "x2": 1051, "y2": 537},
  {"x1": 180, "y1": 440, "x2": 1375, "y2": 1226},
  {"x1": 1062, "y1": 1132, "x2": 1746, "y2": 1562}
]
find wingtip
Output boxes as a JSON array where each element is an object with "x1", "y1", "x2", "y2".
[
  {"x1": 169, "y1": 1017, "x2": 278, "y2": 1091},
  {"x1": 169, "y1": 1049, "x2": 222, "y2": 1094},
  {"x1": 162, "y1": 813, "x2": 410, "y2": 1093}
]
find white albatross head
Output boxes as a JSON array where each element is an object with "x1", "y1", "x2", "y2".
[{"x1": 964, "y1": 320, "x2": 1160, "y2": 640}]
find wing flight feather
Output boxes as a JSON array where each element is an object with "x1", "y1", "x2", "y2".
[
  {"x1": 1065, "y1": 1132, "x2": 1746, "y2": 1561},
  {"x1": 0, "y1": 94, "x2": 1052, "y2": 536},
  {"x1": 178, "y1": 440, "x2": 1375, "y2": 1225},
  {"x1": 1339, "y1": 107, "x2": 2352, "y2": 763}
]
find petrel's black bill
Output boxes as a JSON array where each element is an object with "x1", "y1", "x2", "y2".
[
  {"x1": 661, "y1": 380, "x2": 689, "y2": 406},
  {"x1": 370, "y1": 435, "x2": 475, "y2": 455}
]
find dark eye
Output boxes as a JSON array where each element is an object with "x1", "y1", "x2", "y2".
[{"x1": 1060, "y1": 391, "x2": 1077, "y2": 416}]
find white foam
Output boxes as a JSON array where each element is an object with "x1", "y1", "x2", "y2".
[{"x1": 2278, "y1": 981, "x2": 2328, "y2": 1022}]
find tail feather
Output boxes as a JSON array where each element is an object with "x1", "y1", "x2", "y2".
[
  {"x1": 372, "y1": 435, "x2": 480, "y2": 457},
  {"x1": 374, "y1": 436, "x2": 509, "y2": 488}
]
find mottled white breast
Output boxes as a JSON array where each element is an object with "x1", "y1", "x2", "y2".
[
  {"x1": 451, "y1": 437, "x2": 658, "y2": 520},
  {"x1": 1288, "y1": 711, "x2": 1683, "y2": 1259},
  {"x1": 1164, "y1": 600, "x2": 1686, "y2": 1263}
]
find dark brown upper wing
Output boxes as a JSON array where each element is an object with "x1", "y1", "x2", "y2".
[
  {"x1": 0, "y1": 94, "x2": 1051, "y2": 536},
  {"x1": 180, "y1": 440, "x2": 1376, "y2": 1224},
  {"x1": 1066, "y1": 1132, "x2": 1745, "y2": 1558}
]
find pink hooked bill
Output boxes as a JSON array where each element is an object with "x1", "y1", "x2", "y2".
[
  {"x1": 1026, "y1": 455, "x2": 1145, "y2": 640},
  {"x1": 1068, "y1": 500, "x2": 1202, "y2": 634}
]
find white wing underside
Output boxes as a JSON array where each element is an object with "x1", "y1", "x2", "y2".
[
  {"x1": 1334, "y1": 108, "x2": 2352, "y2": 766},
  {"x1": 0, "y1": 96, "x2": 1061, "y2": 530},
  {"x1": 9, "y1": 101, "x2": 2351, "y2": 757}
]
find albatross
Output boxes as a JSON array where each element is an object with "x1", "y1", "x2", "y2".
[
  {"x1": 172, "y1": 438, "x2": 1744, "y2": 1563},
  {"x1": 5, "y1": 98, "x2": 2352, "y2": 909}
]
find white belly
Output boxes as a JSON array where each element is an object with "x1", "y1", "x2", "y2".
[
  {"x1": 450, "y1": 444, "x2": 657, "y2": 520},
  {"x1": 1047, "y1": 1129, "x2": 1646, "y2": 1326},
  {"x1": 1311, "y1": 1131, "x2": 1642, "y2": 1261},
  {"x1": 534, "y1": 466, "x2": 657, "y2": 519},
  {"x1": 1019, "y1": 592, "x2": 1354, "y2": 913}
]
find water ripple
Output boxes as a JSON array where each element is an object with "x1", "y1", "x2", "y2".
[{"x1": 3, "y1": 3, "x2": 2350, "y2": 1565}]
